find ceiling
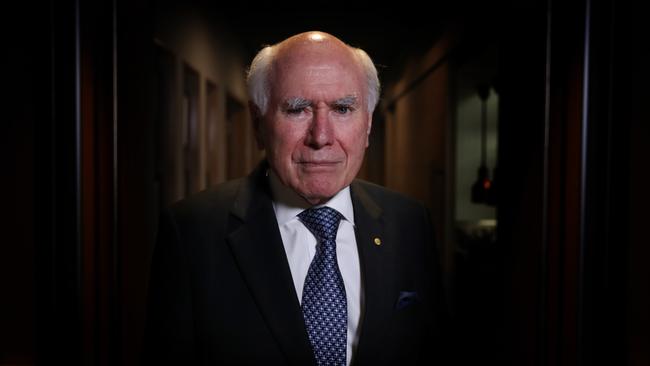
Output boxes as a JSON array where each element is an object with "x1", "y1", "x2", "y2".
[
  {"x1": 158, "y1": 0, "x2": 502, "y2": 87},
  {"x1": 210, "y1": 4, "x2": 469, "y2": 84}
]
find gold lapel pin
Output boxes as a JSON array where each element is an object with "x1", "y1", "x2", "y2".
[{"x1": 373, "y1": 237, "x2": 382, "y2": 246}]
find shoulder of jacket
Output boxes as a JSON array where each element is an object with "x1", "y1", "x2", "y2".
[
  {"x1": 352, "y1": 179, "x2": 426, "y2": 211},
  {"x1": 166, "y1": 177, "x2": 246, "y2": 220}
]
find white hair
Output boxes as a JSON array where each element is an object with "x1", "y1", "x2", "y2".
[{"x1": 246, "y1": 42, "x2": 380, "y2": 115}]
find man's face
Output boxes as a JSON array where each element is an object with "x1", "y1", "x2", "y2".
[{"x1": 257, "y1": 43, "x2": 372, "y2": 205}]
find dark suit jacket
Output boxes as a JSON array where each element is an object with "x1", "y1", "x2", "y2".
[{"x1": 143, "y1": 163, "x2": 447, "y2": 365}]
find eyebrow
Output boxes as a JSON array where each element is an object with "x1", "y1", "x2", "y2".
[
  {"x1": 284, "y1": 97, "x2": 312, "y2": 110},
  {"x1": 282, "y1": 95, "x2": 359, "y2": 110},
  {"x1": 330, "y1": 95, "x2": 358, "y2": 107}
]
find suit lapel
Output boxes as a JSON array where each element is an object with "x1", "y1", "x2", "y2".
[
  {"x1": 350, "y1": 182, "x2": 397, "y2": 365},
  {"x1": 226, "y1": 167, "x2": 315, "y2": 366}
]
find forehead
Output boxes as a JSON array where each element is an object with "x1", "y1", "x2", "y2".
[{"x1": 270, "y1": 44, "x2": 365, "y2": 99}]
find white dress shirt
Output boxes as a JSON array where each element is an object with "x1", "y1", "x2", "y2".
[{"x1": 268, "y1": 171, "x2": 362, "y2": 366}]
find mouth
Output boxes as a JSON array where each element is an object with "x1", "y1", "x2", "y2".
[{"x1": 297, "y1": 161, "x2": 342, "y2": 171}]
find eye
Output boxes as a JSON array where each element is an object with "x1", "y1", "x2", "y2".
[
  {"x1": 333, "y1": 105, "x2": 354, "y2": 114},
  {"x1": 286, "y1": 107, "x2": 306, "y2": 115}
]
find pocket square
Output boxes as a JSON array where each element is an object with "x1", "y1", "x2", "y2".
[{"x1": 395, "y1": 291, "x2": 419, "y2": 310}]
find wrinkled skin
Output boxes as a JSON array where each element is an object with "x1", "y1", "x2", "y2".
[{"x1": 253, "y1": 32, "x2": 373, "y2": 205}]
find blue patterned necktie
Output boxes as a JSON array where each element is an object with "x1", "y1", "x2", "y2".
[{"x1": 298, "y1": 207, "x2": 347, "y2": 366}]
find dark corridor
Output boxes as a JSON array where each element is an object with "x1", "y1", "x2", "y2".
[{"x1": 3, "y1": 1, "x2": 649, "y2": 365}]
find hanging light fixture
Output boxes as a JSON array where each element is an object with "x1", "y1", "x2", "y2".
[{"x1": 471, "y1": 84, "x2": 493, "y2": 204}]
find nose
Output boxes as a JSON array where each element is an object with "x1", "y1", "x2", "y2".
[{"x1": 305, "y1": 106, "x2": 334, "y2": 149}]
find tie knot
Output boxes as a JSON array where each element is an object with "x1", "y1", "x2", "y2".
[{"x1": 298, "y1": 206, "x2": 343, "y2": 240}]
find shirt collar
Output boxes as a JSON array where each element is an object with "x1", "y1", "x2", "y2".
[{"x1": 268, "y1": 169, "x2": 355, "y2": 227}]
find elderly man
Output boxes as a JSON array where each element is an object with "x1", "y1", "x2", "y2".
[{"x1": 144, "y1": 31, "x2": 446, "y2": 366}]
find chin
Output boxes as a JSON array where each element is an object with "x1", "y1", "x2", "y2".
[{"x1": 297, "y1": 180, "x2": 345, "y2": 204}]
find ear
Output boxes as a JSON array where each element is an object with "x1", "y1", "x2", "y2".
[
  {"x1": 249, "y1": 101, "x2": 265, "y2": 150},
  {"x1": 365, "y1": 113, "x2": 373, "y2": 148}
]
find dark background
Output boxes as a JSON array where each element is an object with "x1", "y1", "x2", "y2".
[{"x1": 2, "y1": 0, "x2": 649, "y2": 365}]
